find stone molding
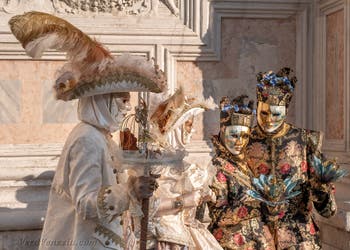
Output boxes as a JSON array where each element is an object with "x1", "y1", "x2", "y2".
[
  {"x1": 51, "y1": 0, "x2": 155, "y2": 15},
  {"x1": 0, "y1": 0, "x2": 313, "y2": 121},
  {"x1": 314, "y1": 0, "x2": 349, "y2": 152},
  {"x1": 0, "y1": 0, "x2": 180, "y2": 16}
]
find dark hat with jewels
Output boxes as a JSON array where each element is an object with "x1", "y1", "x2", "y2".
[
  {"x1": 256, "y1": 67, "x2": 297, "y2": 107},
  {"x1": 220, "y1": 95, "x2": 254, "y2": 128}
]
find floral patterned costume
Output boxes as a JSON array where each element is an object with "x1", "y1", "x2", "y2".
[
  {"x1": 209, "y1": 135, "x2": 276, "y2": 250},
  {"x1": 246, "y1": 123, "x2": 337, "y2": 250}
]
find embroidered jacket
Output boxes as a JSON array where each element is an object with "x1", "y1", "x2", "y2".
[
  {"x1": 209, "y1": 135, "x2": 275, "y2": 250},
  {"x1": 246, "y1": 123, "x2": 337, "y2": 250},
  {"x1": 40, "y1": 123, "x2": 137, "y2": 250}
]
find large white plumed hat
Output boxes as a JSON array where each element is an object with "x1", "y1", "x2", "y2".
[{"x1": 9, "y1": 11, "x2": 167, "y2": 101}]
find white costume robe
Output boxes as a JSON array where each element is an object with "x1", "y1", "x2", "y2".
[
  {"x1": 40, "y1": 95, "x2": 136, "y2": 250},
  {"x1": 124, "y1": 156, "x2": 223, "y2": 250}
]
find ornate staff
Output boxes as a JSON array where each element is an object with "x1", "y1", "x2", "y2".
[
  {"x1": 120, "y1": 96, "x2": 151, "y2": 250},
  {"x1": 9, "y1": 11, "x2": 167, "y2": 250},
  {"x1": 135, "y1": 96, "x2": 151, "y2": 250},
  {"x1": 120, "y1": 89, "x2": 218, "y2": 249}
]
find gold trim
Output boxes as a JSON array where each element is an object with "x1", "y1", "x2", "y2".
[
  {"x1": 257, "y1": 88, "x2": 293, "y2": 106},
  {"x1": 62, "y1": 72, "x2": 165, "y2": 100},
  {"x1": 95, "y1": 224, "x2": 125, "y2": 248},
  {"x1": 230, "y1": 113, "x2": 253, "y2": 127},
  {"x1": 97, "y1": 186, "x2": 110, "y2": 218}
]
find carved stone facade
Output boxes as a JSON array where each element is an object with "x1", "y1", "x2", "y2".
[
  {"x1": 0, "y1": 0, "x2": 349, "y2": 249},
  {"x1": 0, "y1": 0, "x2": 179, "y2": 16},
  {"x1": 52, "y1": 0, "x2": 153, "y2": 15}
]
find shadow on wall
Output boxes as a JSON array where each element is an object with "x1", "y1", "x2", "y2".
[{"x1": 0, "y1": 171, "x2": 54, "y2": 250}]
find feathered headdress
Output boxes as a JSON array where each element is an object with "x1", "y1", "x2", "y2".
[
  {"x1": 120, "y1": 87, "x2": 217, "y2": 150},
  {"x1": 256, "y1": 67, "x2": 297, "y2": 107},
  {"x1": 8, "y1": 11, "x2": 166, "y2": 100},
  {"x1": 150, "y1": 87, "x2": 217, "y2": 135}
]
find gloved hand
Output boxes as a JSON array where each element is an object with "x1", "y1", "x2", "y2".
[
  {"x1": 182, "y1": 190, "x2": 202, "y2": 208},
  {"x1": 131, "y1": 174, "x2": 160, "y2": 200},
  {"x1": 310, "y1": 155, "x2": 348, "y2": 184},
  {"x1": 200, "y1": 188, "x2": 216, "y2": 203}
]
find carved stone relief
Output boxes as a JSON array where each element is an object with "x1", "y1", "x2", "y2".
[
  {"x1": 52, "y1": 0, "x2": 152, "y2": 15},
  {"x1": 0, "y1": 0, "x2": 53, "y2": 13},
  {"x1": 0, "y1": 0, "x2": 179, "y2": 16},
  {"x1": 162, "y1": 0, "x2": 179, "y2": 16}
]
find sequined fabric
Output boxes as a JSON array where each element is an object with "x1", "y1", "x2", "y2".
[
  {"x1": 209, "y1": 135, "x2": 276, "y2": 250},
  {"x1": 246, "y1": 123, "x2": 337, "y2": 249}
]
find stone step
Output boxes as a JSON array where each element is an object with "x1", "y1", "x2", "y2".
[
  {"x1": 0, "y1": 167, "x2": 55, "y2": 181},
  {"x1": 0, "y1": 230, "x2": 42, "y2": 250},
  {"x1": 0, "y1": 144, "x2": 63, "y2": 157},
  {"x1": 0, "y1": 209, "x2": 46, "y2": 231}
]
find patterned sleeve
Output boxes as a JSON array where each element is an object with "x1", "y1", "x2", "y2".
[
  {"x1": 208, "y1": 163, "x2": 229, "y2": 225},
  {"x1": 306, "y1": 130, "x2": 337, "y2": 218}
]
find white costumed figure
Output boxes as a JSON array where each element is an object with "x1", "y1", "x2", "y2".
[
  {"x1": 121, "y1": 88, "x2": 223, "y2": 250},
  {"x1": 9, "y1": 12, "x2": 167, "y2": 250}
]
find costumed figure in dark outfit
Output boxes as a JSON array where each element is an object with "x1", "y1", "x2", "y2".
[
  {"x1": 209, "y1": 95, "x2": 276, "y2": 250},
  {"x1": 246, "y1": 68, "x2": 346, "y2": 249}
]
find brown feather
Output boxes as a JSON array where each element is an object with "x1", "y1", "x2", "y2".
[
  {"x1": 150, "y1": 87, "x2": 185, "y2": 133},
  {"x1": 8, "y1": 11, "x2": 112, "y2": 62},
  {"x1": 8, "y1": 12, "x2": 167, "y2": 99}
]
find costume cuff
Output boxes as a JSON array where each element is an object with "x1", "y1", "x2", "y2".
[
  {"x1": 202, "y1": 188, "x2": 216, "y2": 203},
  {"x1": 311, "y1": 181, "x2": 333, "y2": 194},
  {"x1": 312, "y1": 183, "x2": 337, "y2": 217},
  {"x1": 149, "y1": 197, "x2": 161, "y2": 218},
  {"x1": 97, "y1": 182, "x2": 132, "y2": 221}
]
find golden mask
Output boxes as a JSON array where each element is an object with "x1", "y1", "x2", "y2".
[{"x1": 257, "y1": 101, "x2": 286, "y2": 133}]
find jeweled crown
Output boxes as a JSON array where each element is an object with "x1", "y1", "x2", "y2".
[
  {"x1": 220, "y1": 95, "x2": 254, "y2": 128},
  {"x1": 256, "y1": 67, "x2": 297, "y2": 107}
]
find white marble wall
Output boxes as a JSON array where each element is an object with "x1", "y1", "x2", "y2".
[
  {"x1": 177, "y1": 17, "x2": 297, "y2": 139},
  {"x1": 42, "y1": 80, "x2": 78, "y2": 124},
  {"x1": 0, "y1": 79, "x2": 21, "y2": 123}
]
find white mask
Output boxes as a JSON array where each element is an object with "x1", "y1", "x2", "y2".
[
  {"x1": 110, "y1": 93, "x2": 132, "y2": 126},
  {"x1": 223, "y1": 125, "x2": 250, "y2": 155}
]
